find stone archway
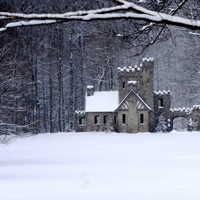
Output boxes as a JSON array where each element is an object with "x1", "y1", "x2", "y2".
[
  {"x1": 170, "y1": 110, "x2": 190, "y2": 132},
  {"x1": 173, "y1": 117, "x2": 187, "y2": 131}
]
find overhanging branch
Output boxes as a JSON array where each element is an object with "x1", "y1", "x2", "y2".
[{"x1": 0, "y1": 0, "x2": 200, "y2": 31}]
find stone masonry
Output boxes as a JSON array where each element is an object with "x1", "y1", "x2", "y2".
[{"x1": 74, "y1": 58, "x2": 200, "y2": 133}]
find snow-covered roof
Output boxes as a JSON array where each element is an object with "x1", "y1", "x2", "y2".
[{"x1": 85, "y1": 91, "x2": 119, "y2": 112}]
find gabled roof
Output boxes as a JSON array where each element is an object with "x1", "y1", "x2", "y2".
[
  {"x1": 85, "y1": 91, "x2": 119, "y2": 112},
  {"x1": 115, "y1": 89, "x2": 152, "y2": 111}
]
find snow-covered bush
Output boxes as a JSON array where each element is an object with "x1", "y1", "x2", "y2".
[
  {"x1": 155, "y1": 114, "x2": 168, "y2": 133},
  {"x1": 186, "y1": 117, "x2": 198, "y2": 131}
]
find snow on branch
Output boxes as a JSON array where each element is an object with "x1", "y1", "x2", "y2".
[
  {"x1": 1, "y1": 20, "x2": 57, "y2": 31},
  {"x1": 189, "y1": 32, "x2": 200, "y2": 36},
  {"x1": 0, "y1": 0, "x2": 200, "y2": 31}
]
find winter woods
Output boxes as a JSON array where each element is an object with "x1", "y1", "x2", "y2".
[{"x1": 1, "y1": 0, "x2": 200, "y2": 136}]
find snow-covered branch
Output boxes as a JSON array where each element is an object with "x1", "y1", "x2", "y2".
[
  {"x1": 0, "y1": 20, "x2": 57, "y2": 31},
  {"x1": 0, "y1": 0, "x2": 200, "y2": 31},
  {"x1": 189, "y1": 32, "x2": 200, "y2": 36}
]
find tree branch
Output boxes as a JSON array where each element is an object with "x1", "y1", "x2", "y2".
[{"x1": 0, "y1": 0, "x2": 200, "y2": 31}]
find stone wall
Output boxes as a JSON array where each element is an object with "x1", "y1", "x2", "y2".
[
  {"x1": 86, "y1": 112, "x2": 117, "y2": 132},
  {"x1": 117, "y1": 94, "x2": 150, "y2": 133},
  {"x1": 118, "y1": 58, "x2": 154, "y2": 132},
  {"x1": 75, "y1": 58, "x2": 198, "y2": 133},
  {"x1": 154, "y1": 91, "x2": 171, "y2": 132},
  {"x1": 74, "y1": 111, "x2": 87, "y2": 132}
]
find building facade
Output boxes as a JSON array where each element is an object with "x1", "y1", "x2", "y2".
[{"x1": 74, "y1": 58, "x2": 200, "y2": 133}]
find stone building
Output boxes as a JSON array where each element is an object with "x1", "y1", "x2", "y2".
[{"x1": 74, "y1": 58, "x2": 200, "y2": 133}]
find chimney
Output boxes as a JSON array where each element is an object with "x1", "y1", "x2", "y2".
[
  {"x1": 87, "y1": 85, "x2": 94, "y2": 96},
  {"x1": 128, "y1": 81, "x2": 137, "y2": 91}
]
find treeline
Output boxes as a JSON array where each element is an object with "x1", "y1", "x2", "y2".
[
  {"x1": 1, "y1": 0, "x2": 200, "y2": 134},
  {"x1": 0, "y1": 0, "x2": 137, "y2": 134}
]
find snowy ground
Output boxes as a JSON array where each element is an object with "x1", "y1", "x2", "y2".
[{"x1": 1, "y1": 131, "x2": 200, "y2": 200}]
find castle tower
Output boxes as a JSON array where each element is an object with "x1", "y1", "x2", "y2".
[
  {"x1": 118, "y1": 65, "x2": 141, "y2": 102},
  {"x1": 139, "y1": 58, "x2": 154, "y2": 111},
  {"x1": 154, "y1": 90, "x2": 171, "y2": 132},
  {"x1": 118, "y1": 58, "x2": 154, "y2": 105},
  {"x1": 117, "y1": 58, "x2": 155, "y2": 132}
]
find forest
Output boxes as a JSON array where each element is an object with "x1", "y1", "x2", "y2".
[{"x1": 1, "y1": 0, "x2": 200, "y2": 135}]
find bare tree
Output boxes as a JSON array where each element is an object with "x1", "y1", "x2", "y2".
[{"x1": 1, "y1": 0, "x2": 200, "y2": 143}]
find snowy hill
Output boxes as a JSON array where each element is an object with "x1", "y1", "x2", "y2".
[{"x1": 1, "y1": 131, "x2": 200, "y2": 200}]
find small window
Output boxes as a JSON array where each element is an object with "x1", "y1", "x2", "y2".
[
  {"x1": 114, "y1": 116, "x2": 117, "y2": 124},
  {"x1": 158, "y1": 98, "x2": 163, "y2": 108},
  {"x1": 94, "y1": 115, "x2": 100, "y2": 125},
  {"x1": 140, "y1": 114, "x2": 144, "y2": 124},
  {"x1": 79, "y1": 117, "x2": 86, "y2": 126},
  {"x1": 104, "y1": 115, "x2": 109, "y2": 125},
  {"x1": 122, "y1": 114, "x2": 126, "y2": 124},
  {"x1": 123, "y1": 82, "x2": 126, "y2": 89}
]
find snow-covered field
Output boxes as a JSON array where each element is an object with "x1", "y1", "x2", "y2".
[{"x1": 1, "y1": 131, "x2": 200, "y2": 200}]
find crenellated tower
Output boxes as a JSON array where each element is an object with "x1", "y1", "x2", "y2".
[
  {"x1": 154, "y1": 90, "x2": 171, "y2": 132},
  {"x1": 118, "y1": 58, "x2": 155, "y2": 132},
  {"x1": 118, "y1": 58, "x2": 154, "y2": 106}
]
